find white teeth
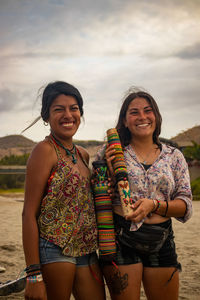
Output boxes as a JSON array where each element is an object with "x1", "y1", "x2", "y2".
[
  {"x1": 137, "y1": 123, "x2": 149, "y2": 127},
  {"x1": 62, "y1": 123, "x2": 73, "y2": 127}
]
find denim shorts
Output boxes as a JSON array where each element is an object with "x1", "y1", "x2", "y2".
[{"x1": 39, "y1": 237, "x2": 98, "y2": 267}]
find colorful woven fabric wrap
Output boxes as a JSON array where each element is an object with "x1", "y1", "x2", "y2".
[
  {"x1": 107, "y1": 128, "x2": 132, "y2": 216},
  {"x1": 92, "y1": 160, "x2": 116, "y2": 260}
]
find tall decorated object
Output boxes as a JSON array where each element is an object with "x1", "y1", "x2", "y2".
[
  {"x1": 92, "y1": 160, "x2": 116, "y2": 261},
  {"x1": 107, "y1": 128, "x2": 132, "y2": 216}
]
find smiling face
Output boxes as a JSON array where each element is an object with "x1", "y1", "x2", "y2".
[
  {"x1": 48, "y1": 94, "x2": 81, "y2": 144},
  {"x1": 124, "y1": 97, "x2": 156, "y2": 141}
]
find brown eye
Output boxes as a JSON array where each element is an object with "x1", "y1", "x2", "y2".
[
  {"x1": 145, "y1": 109, "x2": 153, "y2": 113},
  {"x1": 71, "y1": 106, "x2": 79, "y2": 111},
  {"x1": 130, "y1": 111, "x2": 138, "y2": 115}
]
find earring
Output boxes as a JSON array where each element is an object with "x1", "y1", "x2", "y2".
[{"x1": 44, "y1": 121, "x2": 48, "y2": 126}]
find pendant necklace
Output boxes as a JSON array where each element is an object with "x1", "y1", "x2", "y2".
[
  {"x1": 51, "y1": 134, "x2": 77, "y2": 164},
  {"x1": 133, "y1": 146, "x2": 156, "y2": 164}
]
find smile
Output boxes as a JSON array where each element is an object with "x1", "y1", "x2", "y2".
[
  {"x1": 136, "y1": 123, "x2": 151, "y2": 128},
  {"x1": 62, "y1": 122, "x2": 74, "y2": 127}
]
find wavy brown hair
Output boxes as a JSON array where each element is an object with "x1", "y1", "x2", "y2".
[{"x1": 116, "y1": 89, "x2": 162, "y2": 147}]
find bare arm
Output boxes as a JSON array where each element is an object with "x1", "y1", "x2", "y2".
[
  {"x1": 22, "y1": 140, "x2": 57, "y2": 299},
  {"x1": 153, "y1": 198, "x2": 187, "y2": 218},
  {"x1": 126, "y1": 198, "x2": 187, "y2": 223}
]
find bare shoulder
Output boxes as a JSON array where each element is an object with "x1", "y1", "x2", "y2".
[
  {"x1": 29, "y1": 139, "x2": 54, "y2": 158},
  {"x1": 76, "y1": 145, "x2": 90, "y2": 165},
  {"x1": 27, "y1": 139, "x2": 57, "y2": 170}
]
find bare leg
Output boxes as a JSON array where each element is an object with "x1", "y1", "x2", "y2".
[
  {"x1": 143, "y1": 267, "x2": 179, "y2": 300},
  {"x1": 102, "y1": 263, "x2": 143, "y2": 300},
  {"x1": 73, "y1": 263, "x2": 106, "y2": 300},
  {"x1": 42, "y1": 262, "x2": 76, "y2": 300}
]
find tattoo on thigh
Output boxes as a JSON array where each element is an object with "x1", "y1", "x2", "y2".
[{"x1": 107, "y1": 269, "x2": 128, "y2": 295}]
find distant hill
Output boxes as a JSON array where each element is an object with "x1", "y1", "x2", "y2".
[
  {"x1": 0, "y1": 134, "x2": 103, "y2": 160},
  {"x1": 171, "y1": 125, "x2": 200, "y2": 147},
  {"x1": 1, "y1": 125, "x2": 200, "y2": 161},
  {"x1": 0, "y1": 135, "x2": 36, "y2": 149},
  {"x1": 0, "y1": 135, "x2": 36, "y2": 160}
]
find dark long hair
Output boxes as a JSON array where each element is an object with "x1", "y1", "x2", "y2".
[
  {"x1": 41, "y1": 81, "x2": 84, "y2": 121},
  {"x1": 116, "y1": 89, "x2": 162, "y2": 147},
  {"x1": 21, "y1": 81, "x2": 84, "y2": 133}
]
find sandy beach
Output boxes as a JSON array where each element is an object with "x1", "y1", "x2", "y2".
[{"x1": 0, "y1": 194, "x2": 199, "y2": 300}]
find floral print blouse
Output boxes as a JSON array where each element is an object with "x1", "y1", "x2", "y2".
[{"x1": 95, "y1": 143, "x2": 193, "y2": 230}]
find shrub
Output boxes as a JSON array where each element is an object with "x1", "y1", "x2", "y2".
[
  {"x1": 191, "y1": 177, "x2": 200, "y2": 200},
  {"x1": 0, "y1": 174, "x2": 25, "y2": 189},
  {"x1": 0, "y1": 153, "x2": 29, "y2": 165}
]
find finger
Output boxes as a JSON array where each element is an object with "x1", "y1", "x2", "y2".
[
  {"x1": 107, "y1": 190, "x2": 113, "y2": 196},
  {"x1": 105, "y1": 148, "x2": 115, "y2": 154},
  {"x1": 105, "y1": 148, "x2": 116, "y2": 157},
  {"x1": 107, "y1": 162, "x2": 115, "y2": 175},
  {"x1": 106, "y1": 143, "x2": 115, "y2": 149},
  {"x1": 105, "y1": 154, "x2": 115, "y2": 163},
  {"x1": 133, "y1": 200, "x2": 141, "y2": 208}
]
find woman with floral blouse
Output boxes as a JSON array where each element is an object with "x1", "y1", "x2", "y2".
[{"x1": 97, "y1": 88, "x2": 192, "y2": 300}]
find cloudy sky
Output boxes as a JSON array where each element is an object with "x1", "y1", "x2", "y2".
[{"x1": 0, "y1": 0, "x2": 200, "y2": 142}]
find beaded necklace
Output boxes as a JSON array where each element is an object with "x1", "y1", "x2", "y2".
[{"x1": 51, "y1": 133, "x2": 77, "y2": 164}]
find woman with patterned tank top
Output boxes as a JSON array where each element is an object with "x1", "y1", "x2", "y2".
[{"x1": 22, "y1": 81, "x2": 105, "y2": 300}]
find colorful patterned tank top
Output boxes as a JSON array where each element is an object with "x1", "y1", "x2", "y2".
[{"x1": 37, "y1": 138, "x2": 98, "y2": 257}]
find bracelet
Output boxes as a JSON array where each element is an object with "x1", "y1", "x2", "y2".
[
  {"x1": 26, "y1": 271, "x2": 42, "y2": 277},
  {"x1": 163, "y1": 201, "x2": 168, "y2": 217},
  {"x1": 24, "y1": 264, "x2": 41, "y2": 273},
  {"x1": 154, "y1": 200, "x2": 161, "y2": 212},
  {"x1": 151, "y1": 199, "x2": 157, "y2": 212},
  {"x1": 26, "y1": 268, "x2": 41, "y2": 274},
  {"x1": 26, "y1": 274, "x2": 43, "y2": 283}
]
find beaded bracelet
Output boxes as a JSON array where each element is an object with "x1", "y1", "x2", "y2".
[
  {"x1": 25, "y1": 263, "x2": 41, "y2": 272},
  {"x1": 26, "y1": 268, "x2": 41, "y2": 274},
  {"x1": 26, "y1": 271, "x2": 42, "y2": 277},
  {"x1": 154, "y1": 200, "x2": 161, "y2": 212},
  {"x1": 26, "y1": 274, "x2": 43, "y2": 283}
]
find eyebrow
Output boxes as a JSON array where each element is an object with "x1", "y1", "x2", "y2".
[
  {"x1": 129, "y1": 105, "x2": 152, "y2": 111},
  {"x1": 52, "y1": 103, "x2": 79, "y2": 108},
  {"x1": 52, "y1": 104, "x2": 64, "y2": 108}
]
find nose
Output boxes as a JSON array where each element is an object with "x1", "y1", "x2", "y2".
[
  {"x1": 63, "y1": 108, "x2": 72, "y2": 118},
  {"x1": 138, "y1": 110, "x2": 146, "y2": 119}
]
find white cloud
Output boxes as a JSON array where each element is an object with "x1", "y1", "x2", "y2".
[{"x1": 0, "y1": 0, "x2": 200, "y2": 142}]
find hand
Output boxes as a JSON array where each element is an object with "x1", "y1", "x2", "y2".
[
  {"x1": 24, "y1": 280, "x2": 47, "y2": 300},
  {"x1": 125, "y1": 198, "x2": 154, "y2": 223},
  {"x1": 107, "y1": 177, "x2": 116, "y2": 199}
]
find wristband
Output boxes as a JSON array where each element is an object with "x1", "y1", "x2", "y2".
[
  {"x1": 154, "y1": 200, "x2": 161, "y2": 212},
  {"x1": 24, "y1": 263, "x2": 41, "y2": 273},
  {"x1": 26, "y1": 274, "x2": 43, "y2": 283},
  {"x1": 26, "y1": 271, "x2": 42, "y2": 277}
]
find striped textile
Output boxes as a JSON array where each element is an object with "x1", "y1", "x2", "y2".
[
  {"x1": 107, "y1": 128, "x2": 132, "y2": 216},
  {"x1": 92, "y1": 160, "x2": 116, "y2": 260}
]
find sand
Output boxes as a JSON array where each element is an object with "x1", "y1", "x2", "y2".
[{"x1": 0, "y1": 194, "x2": 199, "y2": 300}]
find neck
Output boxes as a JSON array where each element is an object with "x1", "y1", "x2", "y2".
[
  {"x1": 51, "y1": 132, "x2": 73, "y2": 149},
  {"x1": 51, "y1": 132, "x2": 77, "y2": 164},
  {"x1": 130, "y1": 137, "x2": 154, "y2": 150}
]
